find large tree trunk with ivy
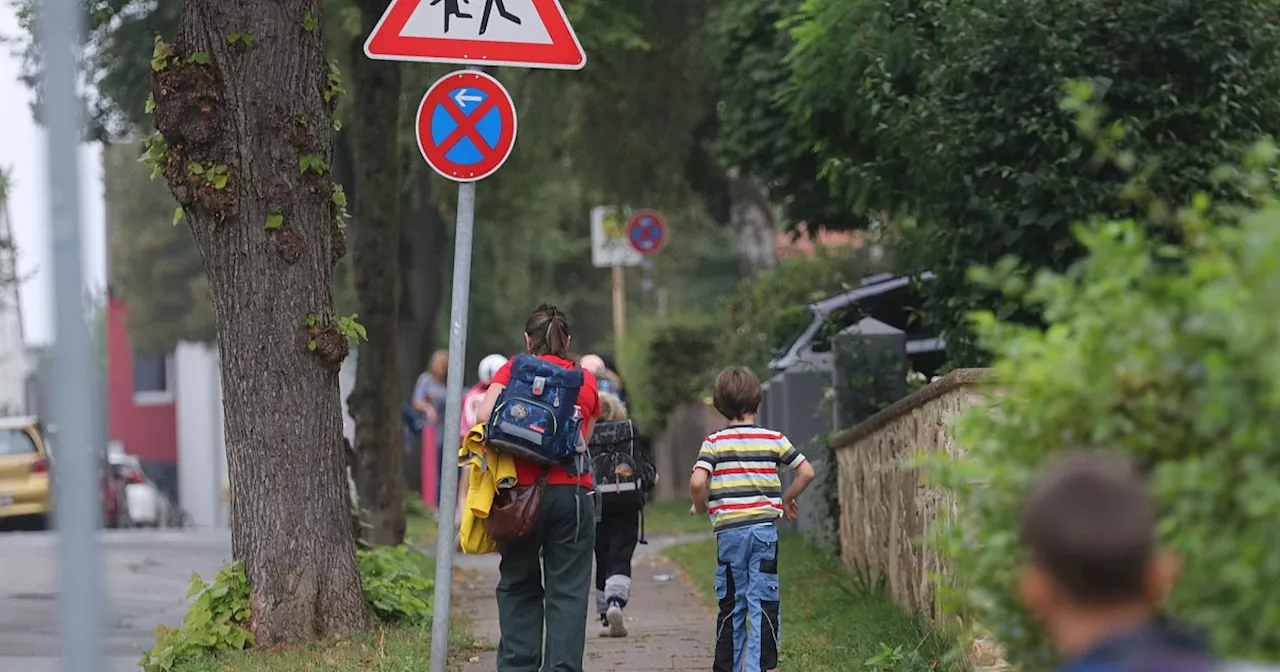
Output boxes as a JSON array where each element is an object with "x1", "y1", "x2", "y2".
[
  {"x1": 346, "y1": 0, "x2": 406, "y2": 546},
  {"x1": 146, "y1": 0, "x2": 370, "y2": 644}
]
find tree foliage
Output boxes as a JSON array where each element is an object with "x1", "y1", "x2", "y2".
[
  {"x1": 929, "y1": 86, "x2": 1280, "y2": 666},
  {"x1": 104, "y1": 142, "x2": 213, "y2": 353},
  {"x1": 25, "y1": 0, "x2": 770, "y2": 380},
  {"x1": 725, "y1": 0, "x2": 1280, "y2": 364},
  {"x1": 712, "y1": 0, "x2": 864, "y2": 231}
]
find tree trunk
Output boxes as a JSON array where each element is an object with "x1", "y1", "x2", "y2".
[
  {"x1": 148, "y1": 0, "x2": 370, "y2": 645},
  {"x1": 346, "y1": 1, "x2": 406, "y2": 547},
  {"x1": 728, "y1": 171, "x2": 779, "y2": 278},
  {"x1": 397, "y1": 161, "x2": 447, "y2": 399}
]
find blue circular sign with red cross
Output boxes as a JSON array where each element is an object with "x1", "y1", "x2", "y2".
[
  {"x1": 415, "y1": 70, "x2": 518, "y2": 183},
  {"x1": 626, "y1": 210, "x2": 666, "y2": 256}
]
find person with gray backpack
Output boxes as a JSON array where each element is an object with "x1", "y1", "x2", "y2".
[{"x1": 588, "y1": 393, "x2": 657, "y2": 638}]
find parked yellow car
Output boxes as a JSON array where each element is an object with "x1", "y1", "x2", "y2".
[{"x1": 0, "y1": 416, "x2": 53, "y2": 529}]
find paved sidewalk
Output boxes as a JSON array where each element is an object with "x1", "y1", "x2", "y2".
[{"x1": 454, "y1": 534, "x2": 715, "y2": 671}]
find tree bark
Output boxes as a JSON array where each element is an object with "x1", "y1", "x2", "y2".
[
  {"x1": 346, "y1": 1, "x2": 406, "y2": 547},
  {"x1": 148, "y1": 0, "x2": 370, "y2": 645},
  {"x1": 397, "y1": 161, "x2": 447, "y2": 399},
  {"x1": 729, "y1": 171, "x2": 780, "y2": 277}
]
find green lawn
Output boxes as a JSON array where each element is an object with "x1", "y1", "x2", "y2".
[
  {"x1": 403, "y1": 497, "x2": 439, "y2": 549},
  {"x1": 171, "y1": 621, "x2": 484, "y2": 672},
  {"x1": 664, "y1": 535, "x2": 957, "y2": 671},
  {"x1": 643, "y1": 497, "x2": 714, "y2": 536}
]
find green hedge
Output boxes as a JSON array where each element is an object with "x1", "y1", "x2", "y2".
[{"x1": 927, "y1": 85, "x2": 1280, "y2": 667}]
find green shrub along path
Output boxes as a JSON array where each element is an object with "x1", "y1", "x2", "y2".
[
  {"x1": 144, "y1": 546, "x2": 484, "y2": 672},
  {"x1": 663, "y1": 535, "x2": 956, "y2": 672}
]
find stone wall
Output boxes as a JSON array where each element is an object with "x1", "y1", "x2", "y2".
[{"x1": 831, "y1": 368, "x2": 989, "y2": 621}]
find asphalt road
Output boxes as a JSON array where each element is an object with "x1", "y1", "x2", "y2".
[{"x1": 0, "y1": 528, "x2": 232, "y2": 672}]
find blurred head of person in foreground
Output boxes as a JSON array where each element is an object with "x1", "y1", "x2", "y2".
[{"x1": 1017, "y1": 451, "x2": 1212, "y2": 671}]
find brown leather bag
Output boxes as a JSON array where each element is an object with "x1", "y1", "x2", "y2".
[{"x1": 486, "y1": 472, "x2": 549, "y2": 544}]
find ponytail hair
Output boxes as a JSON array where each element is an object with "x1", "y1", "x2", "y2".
[
  {"x1": 599, "y1": 393, "x2": 628, "y2": 421},
  {"x1": 524, "y1": 304, "x2": 572, "y2": 358}
]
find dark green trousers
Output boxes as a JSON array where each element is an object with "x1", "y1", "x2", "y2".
[{"x1": 496, "y1": 484, "x2": 596, "y2": 672}]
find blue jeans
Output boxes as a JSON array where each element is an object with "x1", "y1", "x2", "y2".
[{"x1": 714, "y1": 523, "x2": 780, "y2": 672}]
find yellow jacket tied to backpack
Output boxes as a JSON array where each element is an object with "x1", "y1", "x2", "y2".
[{"x1": 457, "y1": 423, "x2": 518, "y2": 554}]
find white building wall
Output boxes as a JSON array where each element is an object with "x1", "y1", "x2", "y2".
[
  {"x1": 174, "y1": 341, "x2": 225, "y2": 527},
  {"x1": 175, "y1": 343, "x2": 359, "y2": 529},
  {"x1": 0, "y1": 202, "x2": 27, "y2": 415}
]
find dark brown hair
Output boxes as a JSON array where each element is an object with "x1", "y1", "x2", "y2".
[
  {"x1": 524, "y1": 304, "x2": 571, "y2": 358},
  {"x1": 712, "y1": 366, "x2": 763, "y2": 421},
  {"x1": 1019, "y1": 451, "x2": 1157, "y2": 605}
]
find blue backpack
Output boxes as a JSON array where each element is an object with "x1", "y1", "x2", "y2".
[{"x1": 485, "y1": 354, "x2": 584, "y2": 466}]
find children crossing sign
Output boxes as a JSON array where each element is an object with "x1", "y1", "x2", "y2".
[{"x1": 364, "y1": 0, "x2": 587, "y2": 70}]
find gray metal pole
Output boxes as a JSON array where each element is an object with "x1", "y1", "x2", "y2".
[
  {"x1": 39, "y1": 0, "x2": 105, "y2": 667},
  {"x1": 428, "y1": 178, "x2": 476, "y2": 671}
]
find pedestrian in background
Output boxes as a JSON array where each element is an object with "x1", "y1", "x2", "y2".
[
  {"x1": 411, "y1": 349, "x2": 449, "y2": 500},
  {"x1": 589, "y1": 392, "x2": 657, "y2": 638}
]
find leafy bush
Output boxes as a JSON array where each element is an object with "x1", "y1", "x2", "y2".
[
  {"x1": 141, "y1": 545, "x2": 434, "y2": 670},
  {"x1": 139, "y1": 563, "x2": 253, "y2": 672},
  {"x1": 357, "y1": 544, "x2": 435, "y2": 624},
  {"x1": 863, "y1": 641, "x2": 940, "y2": 672},
  {"x1": 718, "y1": 245, "x2": 887, "y2": 377},
  {"x1": 622, "y1": 314, "x2": 720, "y2": 434},
  {"x1": 929, "y1": 86, "x2": 1280, "y2": 667}
]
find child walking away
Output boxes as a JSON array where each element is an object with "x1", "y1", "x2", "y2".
[
  {"x1": 589, "y1": 393, "x2": 657, "y2": 638},
  {"x1": 689, "y1": 366, "x2": 815, "y2": 672},
  {"x1": 1016, "y1": 451, "x2": 1217, "y2": 672}
]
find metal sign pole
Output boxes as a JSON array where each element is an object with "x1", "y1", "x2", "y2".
[
  {"x1": 428, "y1": 177, "x2": 476, "y2": 671},
  {"x1": 40, "y1": 0, "x2": 105, "y2": 668},
  {"x1": 612, "y1": 265, "x2": 626, "y2": 360}
]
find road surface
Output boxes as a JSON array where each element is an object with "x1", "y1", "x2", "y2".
[{"x1": 0, "y1": 528, "x2": 232, "y2": 672}]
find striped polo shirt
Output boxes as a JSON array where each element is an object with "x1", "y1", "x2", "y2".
[{"x1": 693, "y1": 425, "x2": 807, "y2": 532}]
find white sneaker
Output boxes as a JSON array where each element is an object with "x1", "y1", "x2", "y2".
[{"x1": 606, "y1": 602, "x2": 627, "y2": 638}]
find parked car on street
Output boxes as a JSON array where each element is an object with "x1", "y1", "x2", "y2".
[
  {"x1": 0, "y1": 416, "x2": 54, "y2": 530},
  {"x1": 107, "y1": 452, "x2": 177, "y2": 528}
]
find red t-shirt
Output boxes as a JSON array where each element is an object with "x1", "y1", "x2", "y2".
[{"x1": 491, "y1": 354, "x2": 600, "y2": 487}]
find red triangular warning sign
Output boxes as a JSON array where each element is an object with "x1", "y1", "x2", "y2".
[{"x1": 364, "y1": 0, "x2": 586, "y2": 71}]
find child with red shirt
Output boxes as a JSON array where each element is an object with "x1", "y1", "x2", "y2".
[{"x1": 477, "y1": 304, "x2": 601, "y2": 672}]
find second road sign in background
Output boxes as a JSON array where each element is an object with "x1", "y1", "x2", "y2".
[{"x1": 626, "y1": 209, "x2": 666, "y2": 256}]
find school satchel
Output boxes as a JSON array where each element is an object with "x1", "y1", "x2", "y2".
[
  {"x1": 589, "y1": 419, "x2": 656, "y2": 513},
  {"x1": 486, "y1": 471, "x2": 549, "y2": 544},
  {"x1": 486, "y1": 354, "x2": 584, "y2": 466}
]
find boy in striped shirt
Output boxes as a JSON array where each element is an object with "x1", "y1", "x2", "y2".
[{"x1": 689, "y1": 366, "x2": 816, "y2": 672}]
